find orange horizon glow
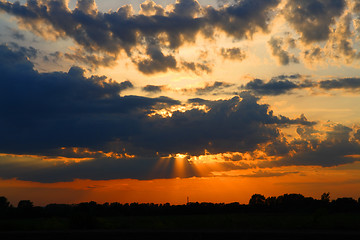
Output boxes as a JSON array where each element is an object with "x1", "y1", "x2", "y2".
[
  {"x1": 2, "y1": 162, "x2": 360, "y2": 206},
  {"x1": 1, "y1": 151, "x2": 360, "y2": 206}
]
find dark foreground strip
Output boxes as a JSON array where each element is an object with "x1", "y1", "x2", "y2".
[{"x1": 1, "y1": 230, "x2": 360, "y2": 240}]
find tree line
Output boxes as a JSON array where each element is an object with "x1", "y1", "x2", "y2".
[{"x1": 1, "y1": 193, "x2": 360, "y2": 218}]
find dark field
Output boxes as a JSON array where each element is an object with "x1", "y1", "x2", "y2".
[
  {"x1": 1, "y1": 212, "x2": 360, "y2": 240},
  {"x1": 2, "y1": 229, "x2": 360, "y2": 240},
  {"x1": 1, "y1": 212, "x2": 360, "y2": 231}
]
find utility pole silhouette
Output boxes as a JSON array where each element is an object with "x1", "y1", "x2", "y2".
[{"x1": 187, "y1": 196, "x2": 189, "y2": 204}]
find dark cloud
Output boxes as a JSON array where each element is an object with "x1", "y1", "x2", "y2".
[
  {"x1": 273, "y1": 74, "x2": 302, "y2": 80},
  {"x1": 142, "y1": 85, "x2": 165, "y2": 93},
  {"x1": 0, "y1": 44, "x2": 179, "y2": 155},
  {"x1": 135, "y1": 43, "x2": 178, "y2": 74},
  {"x1": 205, "y1": 0, "x2": 280, "y2": 39},
  {"x1": 265, "y1": 138, "x2": 292, "y2": 156},
  {"x1": 276, "y1": 114, "x2": 316, "y2": 126},
  {"x1": 193, "y1": 81, "x2": 234, "y2": 95},
  {"x1": 220, "y1": 47, "x2": 246, "y2": 61},
  {"x1": 118, "y1": 80, "x2": 134, "y2": 91},
  {"x1": 255, "y1": 123, "x2": 360, "y2": 168},
  {"x1": 242, "y1": 75, "x2": 360, "y2": 95},
  {"x1": 303, "y1": 46, "x2": 323, "y2": 62},
  {"x1": 125, "y1": 92, "x2": 313, "y2": 156},
  {"x1": 1, "y1": 124, "x2": 357, "y2": 183},
  {"x1": 43, "y1": 51, "x2": 62, "y2": 63},
  {"x1": 274, "y1": 124, "x2": 360, "y2": 167},
  {"x1": 354, "y1": 129, "x2": 360, "y2": 141},
  {"x1": 7, "y1": 42, "x2": 37, "y2": 59},
  {"x1": 0, "y1": 152, "x2": 252, "y2": 183},
  {"x1": 268, "y1": 36, "x2": 299, "y2": 65},
  {"x1": 284, "y1": 0, "x2": 346, "y2": 43},
  {"x1": 319, "y1": 77, "x2": 360, "y2": 90},
  {"x1": 242, "y1": 78, "x2": 297, "y2": 95},
  {"x1": 334, "y1": 13, "x2": 358, "y2": 61},
  {"x1": 0, "y1": 155, "x2": 202, "y2": 183},
  {"x1": 241, "y1": 75, "x2": 313, "y2": 95},
  {"x1": 172, "y1": 0, "x2": 201, "y2": 18},
  {"x1": 64, "y1": 50, "x2": 117, "y2": 69},
  {"x1": 286, "y1": 36, "x2": 297, "y2": 48},
  {"x1": 0, "y1": 0, "x2": 280, "y2": 74},
  {"x1": 135, "y1": 39, "x2": 212, "y2": 75},
  {"x1": 181, "y1": 61, "x2": 212, "y2": 74}
]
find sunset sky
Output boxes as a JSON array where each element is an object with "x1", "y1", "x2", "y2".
[{"x1": 0, "y1": 0, "x2": 360, "y2": 206}]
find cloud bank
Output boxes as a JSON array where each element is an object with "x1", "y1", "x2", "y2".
[
  {"x1": 0, "y1": 0, "x2": 280, "y2": 73},
  {"x1": 0, "y1": 45, "x2": 313, "y2": 158}
]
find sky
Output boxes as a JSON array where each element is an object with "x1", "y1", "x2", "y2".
[{"x1": 0, "y1": 0, "x2": 360, "y2": 206}]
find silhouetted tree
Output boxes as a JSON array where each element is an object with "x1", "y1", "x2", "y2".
[
  {"x1": 321, "y1": 192, "x2": 330, "y2": 203},
  {"x1": 0, "y1": 196, "x2": 11, "y2": 218},
  {"x1": 249, "y1": 194, "x2": 266, "y2": 206},
  {"x1": 276, "y1": 194, "x2": 305, "y2": 209},
  {"x1": 265, "y1": 196, "x2": 277, "y2": 207},
  {"x1": 332, "y1": 197, "x2": 358, "y2": 211},
  {"x1": 17, "y1": 200, "x2": 33, "y2": 209},
  {"x1": 0, "y1": 196, "x2": 10, "y2": 209}
]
